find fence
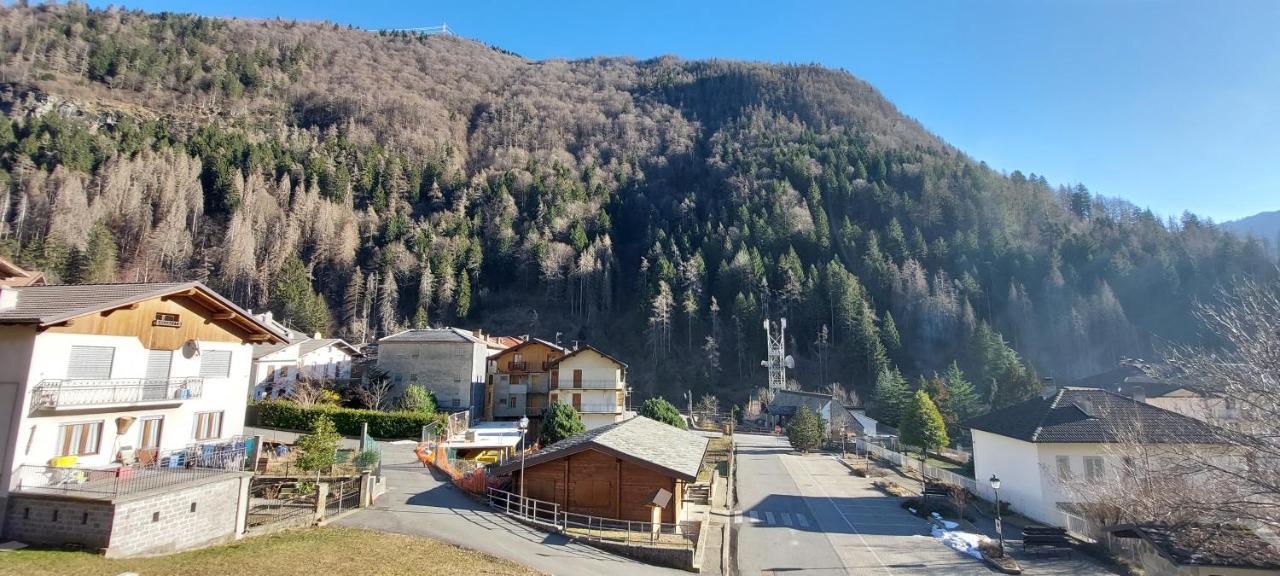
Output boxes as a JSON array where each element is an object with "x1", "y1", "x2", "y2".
[
  {"x1": 14, "y1": 438, "x2": 251, "y2": 500},
  {"x1": 245, "y1": 479, "x2": 315, "y2": 532},
  {"x1": 856, "y1": 439, "x2": 980, "y2": 496},
  {"x1": 486, "y1": 488, "x2": 698, "y2": 550},
  {"x1": 324, "y1": 477, "x2": 362, "y2": 518}
]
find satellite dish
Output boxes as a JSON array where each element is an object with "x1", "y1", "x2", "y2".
[
  {"x1": 784, "y1": 355, "x2": 794, "y2": 369},
  {"x1": 762, "y1": 319, "x2": 770, "y2": 330},
  {"x1": 183, "y1": 339, "x2": 202, "y2": 358},
  {"x1": 760, "y1": 360, "x2": 770, "y2": 367}
]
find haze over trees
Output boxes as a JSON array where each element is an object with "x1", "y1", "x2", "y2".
[{"x1": 0, "y1": 3, "x2": 1273, "y2": 408}]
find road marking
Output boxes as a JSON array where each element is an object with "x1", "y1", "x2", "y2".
[
  {"x1": 796, "y1": 514, "x2": 809, "y2": 528},
  {"x1": 780, "y1": 513, "x2": 792, "y2": 526},
  {"x1": 764, "y1": 511, "x2": 776, "y2": 525},
  {"x1": 788, "y1": 455, "x2": 896, "y2": 575}
]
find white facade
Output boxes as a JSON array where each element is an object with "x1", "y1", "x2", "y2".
[
  {"x1": 251, "y1": 339, "x2": 356, "y2": 399},
  {"x1": 550, "y1": 348, "x2": 628, "y2": 430},
  {"x1": 0, "y1": 328, "x2": 254, "y2": 499}
]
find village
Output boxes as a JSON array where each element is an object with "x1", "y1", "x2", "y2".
[{"x1": 0, "y1": 253, "x2": 1275, "y2": 576}]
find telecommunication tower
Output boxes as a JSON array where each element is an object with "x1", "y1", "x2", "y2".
[{"x1": 760, "y1": 317, "x2": 794, "y2": 391}]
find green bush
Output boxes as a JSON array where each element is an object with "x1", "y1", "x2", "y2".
[{"x1": 254, "y1": 399, "x2": 444, "y2": 439}]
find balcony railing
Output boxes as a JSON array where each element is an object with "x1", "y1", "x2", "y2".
[
  {"x1": 552, "y1": 379, "x2": 625, "y2": 390},
  {"x1": 32, "y1": 377, "x2": 204, "y2": 410},
  {"x1": 505, "y1": 361, "x2": 556, "y2": 373},
  {"x1": 14, "y1": 437, "x2": 251, "y2": 500},
  {"x1": 576, "y1": 404, "x2": 623, "y2": 414}
]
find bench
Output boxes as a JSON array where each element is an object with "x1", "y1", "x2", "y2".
[{"x1": 1022, "y1": 526, "x2": 1072, "y2": 557}]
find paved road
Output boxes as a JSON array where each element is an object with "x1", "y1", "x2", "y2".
[
  {"x1": 335, "y1": 442, "x2": 684, "y2": 576},
  {"x1": 733, "y1": 432, "x2": 1118, "y2": 575}
]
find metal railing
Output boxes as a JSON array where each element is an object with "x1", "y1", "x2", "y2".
[
  {"x1": 14, "y1": 438, "x2": 249, "y2": 499},
  {"x1": 32, "y1": 377, "x2": 204, "y2": 409},
  {"x1": 487, "y1": 488, "x2": 697, "y2": 550},
  {"x1": 575, "y1": 403, "x2": 623, "y2": 414},
  {"x1": 552, "y1": 379, "x2": 625, "y2": 390},
  {"x1": 857, "y1": 439, "x2": 980, "y2": 495}
]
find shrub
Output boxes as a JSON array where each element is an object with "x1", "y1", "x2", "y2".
[
  {"x1": 400, "y1": 384, "x2": 436, "y2": 414},
  {"x1": 354, "y1": 448, "x2": 381, "y2": 470},
  {"x1": 296, "y1": 415, "x2": 341, "y2": 477},
  {"x1": 639, "y1": 397, "x2": 687, "y2": 429},
  {"x1": 255, "y1": 399, "x2": 444, "y2": 439},
  {"x1": 539, "y1": 401, "x2": 586, "y2": 445}
]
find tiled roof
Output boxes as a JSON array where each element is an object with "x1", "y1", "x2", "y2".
[
  {"x1": 252, "y1": 337, "x2": 305, "y2": 359},
  {"x1": 299, "y1": 338, "x2": 360, "y2": 356},
  {"x1": 1071, "y1": 363, "x2": 1185, "y2": 398},
  {"x1": 1109, "y1": 524, "x2": 1280, "y2": 569},
  {"x1": 767, "y1": 389, "x2": 864, "y2": 432},
  {"x1": 963, "y1": 387, "x2": 1226, "y2": 444},
  {"x1": 490, "y1": 416, "x2": 709, "y2": 481}
]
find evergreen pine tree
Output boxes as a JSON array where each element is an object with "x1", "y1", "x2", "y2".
[
  {"x1": 900, "y1": 390, "x2": 950, "y2": 453},
  {"x1": 539, "y1": 402, "x2": 586, "y2": 445},
  {"x1": 786, "y1": 405, "x2": 826, "y2": 453},
  {"x1": 869, "y1": 367, "x2": 911, "y2": 427},
  {"x1": 639, "y1": 397, "x2": 687, "y2": 429}
]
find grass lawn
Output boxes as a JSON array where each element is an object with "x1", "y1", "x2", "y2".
[
  {"x1": 925, "y1": 455, "x2": 973, "y2": 478},
  {"x1": 0, "y1": 526, "x2": 542, "y2": 576}
]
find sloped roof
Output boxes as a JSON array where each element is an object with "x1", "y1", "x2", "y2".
[
  {"x1": 1071, "y1": 363, "x2": 1185, "y2": 398},
  {"x1": 551, "y1": 344, "x2": 628, "y2": 369},
  {"x1": 1108, "y1": 523, "x2": 1280, "y2": 569},
  {"x1": 767, "y1": 389, "x2": 863, "y2": 432},
  {"x1": 0, "y1": 256, "x2": 45, "y2": 287},
  {"x1": 0, "y1": 281, "x2": 286, "y2": 343},
  {"x1": 379, "y1": 327, "x2": 485, "y2": 344},
  {"x1": 490, "y1": 416, "x2": 709, "y2": 481},
  {"x1": 252, "y1": 337, "x2": 306, "y2": 359},
  {"x1": 963, "y1": 387, "x2": 1226, "y2": 444},
  {"x1": 299, "y1": 338, "x2": 361, "y2": 357},
  {"x1": 489, "y1": 337, "x2": 567, "y2": 360}
]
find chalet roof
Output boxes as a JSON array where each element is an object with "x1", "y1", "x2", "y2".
[
  {"x1": 552, "y1": 344, "x2": 628, "y2": 369},
  {"x1": 1107, "y1": 523, "x2": 1280, "y2": 569},
  {"x1": 1071, "y1": 363, "x2": 1186, "y2": 399},
  {"x1": 489, "y1": 337, "x2": 567, "y2": 359},
  {"x1": 963, "y1": 387, "x2": 1226, "y2": 444},
  {"x1": 252, "y1": 337, "x2": 307, "y2": 359},
  {"x1": 0, "y1": 281, "x2": 286, "y2": 343},
  {"x1": 490, "y1": 416, "x2": 709, "y2": 481},
  {"x1": 767, "y1": 389, "x2": 864, "y2": 432},
  {"x1": 0, "y1": 256, "x2": 45, "y2": 287}
]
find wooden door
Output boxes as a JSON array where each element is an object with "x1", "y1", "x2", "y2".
[
  {"x1": 573, "y1": 369, "x2": 582, "y2": 388},
  {"x1": 572, "y1": 393, "x2": 581, "y2": 411}
]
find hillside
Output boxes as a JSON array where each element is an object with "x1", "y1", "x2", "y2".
[
  {"x1": 0, "y1": 3, "x2": 1273, "y2": 416},
  {"x1": 1223, "y1": 210, "x2": 1280, "y2": 255}
]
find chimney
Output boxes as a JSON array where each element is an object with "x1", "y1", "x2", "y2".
[
  {"x1": 1132, "y1": 385, "x2": 1147, "y2": 403},
  {"x1": 1040, "y1": 377, "x2": 1057, "y2": 399},
  {"x1": 0, "y1": 287, "x2": 17, "y2": 311},
  {"x1": 473, "y1": 328, "x2": 484, "y2": 340}
]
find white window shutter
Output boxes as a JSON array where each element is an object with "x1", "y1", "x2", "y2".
[{"x1": 68, "y1": 346, "x2": 114, "y2": 379}]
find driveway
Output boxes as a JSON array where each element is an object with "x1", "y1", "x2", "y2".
[
  {"x1": 733, "y1": 432, "x2": 1118, "y2": 575},
  {"x1": 335, "y1": 442, "x2": 684, "y2": 576}
]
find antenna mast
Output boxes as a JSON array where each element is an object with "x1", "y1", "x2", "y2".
[{"x1": 761, "y1": 317, "x2": 793, "y2": 391}]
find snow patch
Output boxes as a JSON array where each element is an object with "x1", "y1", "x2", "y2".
[{"x1": 931, "y1": 525, "x2": 987, "y2": 560}]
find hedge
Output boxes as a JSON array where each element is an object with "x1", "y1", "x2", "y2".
[{"x1": 253, "y1": 400, "x2": 445, "y2": 439}]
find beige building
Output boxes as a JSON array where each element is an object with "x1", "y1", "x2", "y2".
[
  {"x1": 549, "y1": 345, "x2": 630, "y2": 429},
  {"x1": 376, "y1": 328, "x2": 509, "y2": 415}
]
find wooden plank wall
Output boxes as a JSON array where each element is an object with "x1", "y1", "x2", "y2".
[
  {"x1": 45, "y1": 295, "x2": 254, "y2": 350},
  {"x1": 519, "y1": 448, "x2": 682, "y2": 523}
]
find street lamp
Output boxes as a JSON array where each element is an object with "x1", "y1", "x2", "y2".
[
  {"x1": 519, "y1": 415, "x2": 530, "y2": 519},
  {"x1": 841, "y1": 425, "x2": 847, "y2": 459},
  {"x1": 989, "y1": 474, "x2": 1005, "y2": 555}
]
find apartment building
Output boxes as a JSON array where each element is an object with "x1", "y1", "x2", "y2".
[
  {"x1": 549, "y1": 345, "x2": 630, "y2": 429},
  {"x1": 376, "y1": 328, "x2": 511, "y2": 414}
]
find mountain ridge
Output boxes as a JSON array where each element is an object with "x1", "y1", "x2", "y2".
[{"x1": 0, "y1": 3, "x2": 1272, "y2": 417}]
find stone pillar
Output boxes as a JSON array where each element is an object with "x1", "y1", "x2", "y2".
[
  {"x1": 314, "y1": 482, "x2": 329, "y2": 524},
  {"x1": 234, "y1": 473, "x2": 252, "y2": 539}
]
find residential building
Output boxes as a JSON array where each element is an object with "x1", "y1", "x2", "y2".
[
  {"x1": 766, "y1": 389, "x2": 862, "y2": 439},
  {"x1": 376, "y1": 328, "x2": 510, "y2": 415},
  {"x1": 0, "y1": 281, "x2": 285, "y2": 555},
  {"x1": 485, "y1": 338, "x2": 563, "y2": 421},
  {"x1": 1106, "y1": 523, "x2": 1280, "y2": 576},
  {"x1": 0, "y1": 256, "x2": 45, "y2": 287},
  {"x1": 249, "y1": 312, "x2": 360, "y2": 399},
  {"x1": 964, "y1": 387, "x2": 1227, "y2": 527},
  {"x1": 1074, "y1": 362, "x2": 1243, "y2": 424},
  {"x1": 491, "y1": 416, "x2": 709, "y2": 523},
  {"x1": 548, "y1": 345, "x2": 630, "y2": 429}
]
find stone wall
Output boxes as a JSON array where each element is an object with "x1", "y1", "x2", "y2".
[
  {"x1": 1, "y1": 473, "x2": 250, "y2": 558},
  {"x1": 107, "y1": 474, "x2": 250, "y2": 558},
  {"x1": 3, "y1": 493, "x2": 115, "y2": 550}
]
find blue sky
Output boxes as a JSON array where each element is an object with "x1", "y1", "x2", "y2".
[{"x1": 91, "y1": 1, "x2": 1280, "y2": 221}]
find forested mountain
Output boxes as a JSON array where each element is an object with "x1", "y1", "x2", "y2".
[
  {"x1": 0, "y1": 3, "x2": 1273, "y2": 416},
  {"x1": 1223, "y1": 210, "x2": 1280, "y2": 256}
]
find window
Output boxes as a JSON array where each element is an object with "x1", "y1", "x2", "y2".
[
  {"x1": 499, "y1": 397, "x2": 507, "y2": 406},
  {"x1": 1084, "y1": 456, "x2": 1105, "y2": 481},
  {"x1": 152, "y1": 312, "x2": 181, "y2": 327},
  {"x1": 198, "y1": 350, "x2": 232, "y2": 379},
  {"x1": 57, "y1": 422, "x2": 103, "y2": 456},
  {"x1": 193, "y1": 411, "x2": 223, "y2": 440},
  {"x1": 68, "y1": 346, "x2": 114, "y2": 379},
  {"x1": 1056, "y1": 455, "x2": 1073, "y2": 481},
  {"x1": 139, "y1": 416, "x2": 163, "y2": 450},
  {"x1": 513, "y1": 353, "x2": 523, "y2": 363},
  {"x1": 145, "y1": 350, "x2": 172, "y2": 380},
  {"x1": 451, "y1": 398, "x2": 460, "y2": 408},
  {"x1": 509, "y1": 395, "x2": 518, "y2": 407}
]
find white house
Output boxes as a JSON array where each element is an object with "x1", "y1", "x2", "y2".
[
  {"x1": 0, "y1": 281, "x2": 286, "y2": 514},
  {"x1": 377, "y1": 328, "x2": 510, "y2": 415},
  {"x1": 548, "y1": 345, "x2": 631, "y2": 430},
  {"x1": 249, "y1": 312, "x2": 360, "y2": 399},
  {"x1": 965, "y1": 387, "x2": 1227, "y2": 528}
]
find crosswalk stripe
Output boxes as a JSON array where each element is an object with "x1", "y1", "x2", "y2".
[
  {"x1": 764, "y1": 511, "x2": 775, "y2": 524},
  {"x1": 780, "y1": 513, "x2": 792, "y2": 526},
  {"x1": 796, "y1": 514, "x2": 809, "y2": 528}
]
